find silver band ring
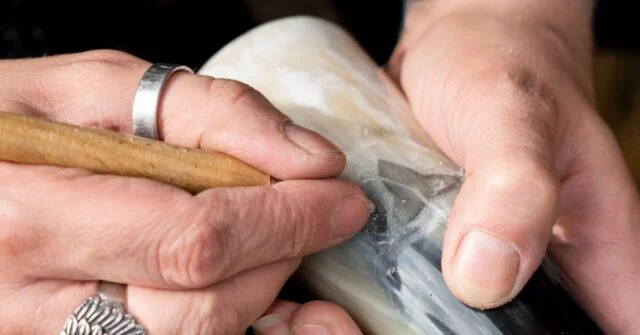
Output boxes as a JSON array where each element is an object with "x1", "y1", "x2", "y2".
[
  {"x1": 60, "y1": 282, "x2": 146, "y2": 335},
  {"x1": 60, "y1": 63, "x2": 194, "y2": 335},
  {"x1": 132, "y1": 63, "x2": 194, "y2": 140}
]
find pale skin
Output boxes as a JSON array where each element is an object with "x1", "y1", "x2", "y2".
[
  {"x1": 0, "y1": 1, "x2": 639, "y2": 335},
  {"x1": 0, "y1": 51, "x2": 372, "y2": 334}
]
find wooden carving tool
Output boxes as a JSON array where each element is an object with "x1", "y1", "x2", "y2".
[{"x1": 0, "y1": 111, "x2": 271, "y2": 193}]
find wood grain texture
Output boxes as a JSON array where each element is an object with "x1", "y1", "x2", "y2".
[{"x1": 0, "y1": 111, "x2": 270, "y2": 193}]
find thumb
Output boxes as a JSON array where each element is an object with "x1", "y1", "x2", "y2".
[
  {"x1": 437, "y1": 74, "x2": 561, "y2": 309},
  {"x1": 443, "y1": 154, "x2": 559, "y2": 309},
  {"x1": 396, "y1": 63, "x2": 562, "y2": 308}
]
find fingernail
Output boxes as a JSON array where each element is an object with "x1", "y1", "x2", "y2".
[
  {"x1": 331, "y1": 195, "x2": 373, "y2": 239},
  {"x1": 452, "y1": 230, "x2": 520, "y2": 307},
  {"x1": 292, "y1": 324, "x2": 333, "y2": 335},
  {"x1": 252, "y1": 313, "x2": 289, "y2": 335},
  {"x1": 282, "y1": 121, "x2": 342, "y2": 154}
]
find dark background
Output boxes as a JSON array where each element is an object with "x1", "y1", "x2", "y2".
[
  {"x1": 4, "y1": 0, "x2": 636, "y2": 185},
  {"x1": 1, "y1": 1, "x2": 637, "y2": 65},
  {"x1": 0, "y1": 0, "x2": 404, "y2": 66},
  {"x1": 1, "y1": 1, "x2": 639, "y2": 333}
]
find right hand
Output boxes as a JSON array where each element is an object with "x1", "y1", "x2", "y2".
[{"x1": 0, "y1": 50, "x2": 371, "y2": 334}]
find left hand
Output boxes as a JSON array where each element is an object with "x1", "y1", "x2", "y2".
[
  {"x1": 387, "y1": 1, "x2": 640, "y2": 334},
  {"x1": 257, "y1": 1, "x2": 640, "y2": 334}
]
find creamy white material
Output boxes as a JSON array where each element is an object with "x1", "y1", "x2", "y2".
[{"x1": 197, "y1": 16, "x2": 503, "y2": 335}]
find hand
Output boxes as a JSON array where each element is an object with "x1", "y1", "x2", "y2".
[
  {"x1": 0, "y1": 50, "x2": 372, "y2": 334},
  {"x1": 386, "y1": 0, "x2": 640, "y2": 333}
]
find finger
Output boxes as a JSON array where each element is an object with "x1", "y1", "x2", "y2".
[
  {"x1": 443, "y1": 156, "x2": 558, "y2": 309},
  {"x1": 440, "y1": 74, "x2": 560, "y2": 309},
  {"x1": 0, "y1": 278, "x2": 100, "y2": 333},
  {"x1": 0, "y1": 161, "x2": 371, "y2": 289},
  {"x1": 290, "y1": 300, "x2": 363, "y2": 335},
  {"x1": 251, "y1": 300, "x2": 301, "y2": 334},
  {"x1": 398, "y1": 66, "x2": 561, "y2": 308},
  {"x1": 128, "y1": 258, "x2": 301, "y2": 334},
  {"x1": 252, "y1": 300, "x2": 363, "y2": 335},
  {"x1": 0, "y1": 49, "x2": 345, "y2": 179},
  {"x1": 171, "y1": 178, "x2": 373, "y2": 288},
  {"x1": 42, "y1": 258, "x2": 301, "y2": 335},
  {"x1": 548, "y1": 112, "x2": 640, "y2": 334},
  {"x1": 6, "y1": 259, "x2": 300, "y2": 334}
]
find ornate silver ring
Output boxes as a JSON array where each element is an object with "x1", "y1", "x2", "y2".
[
  {"x1": 132, "y1": 63, "x2": 194, "y2": 140},
  {"x1": 59, "y1": 282, "x2": 146, "y2": 335}
]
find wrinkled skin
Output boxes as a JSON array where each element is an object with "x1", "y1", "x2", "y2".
[
  {"x1": 258, "y1": 1, "x2": 640, "y2": 334},
  {"x1": 0, "y1": 50, "x2": 370, "y2": 334},
  {"x1": 387, "y1": 1, "x2": 640, "y2": 334},
  {"x1": 1, "y1": 1, "x2": 639, "y2": 334}
]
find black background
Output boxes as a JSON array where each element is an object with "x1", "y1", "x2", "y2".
[
  {"x1": 0, "y1": 1, "x2": 637, "y2": 333},
  {"x1": 1, "y1": 1, "x2": 637, "y2": 67}
]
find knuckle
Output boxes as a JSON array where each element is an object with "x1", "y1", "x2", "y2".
[
  {"x1": 157, "y1": 214, "x2": 227, "y2": 288},
  {"x1": 199, "y1": 78, "x2": 287, "y2": 147},
  {"x1": 527, "y1": 162, "x2": 559, "y2": 206},
  {"x1": 208, "y1": 78, "x2": 258, "y2": 111},
  {"x1": 485, "y1": 158, "x2": 559, "y2": 212},
  {"x1": 0, "y1": 199, "x2": 37, "y2": 265}
]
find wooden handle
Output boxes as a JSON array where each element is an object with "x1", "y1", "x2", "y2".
[{"x1": 0, "y1": 111, "x2": 271, "y2": 193}]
